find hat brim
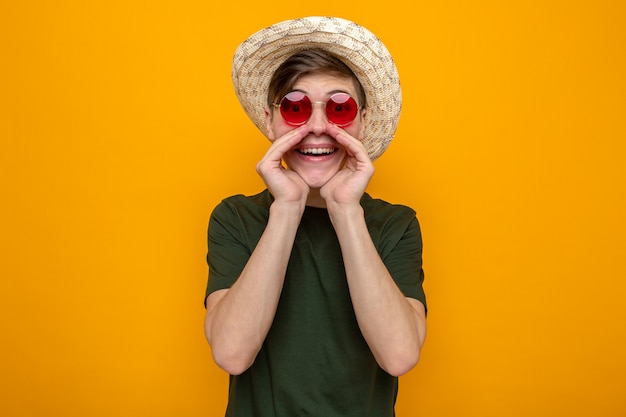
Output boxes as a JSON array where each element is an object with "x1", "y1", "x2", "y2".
[{"x1": 232, "y1": 16, "x2": 402, "y2": 161}]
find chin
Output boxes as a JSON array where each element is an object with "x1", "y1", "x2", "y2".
[
  {"x1": 285, "y1": 154, "x2": 347, "y2": 187},
  {"x1": 301, "y1": 173, "x2": 335, "y2": 190}
]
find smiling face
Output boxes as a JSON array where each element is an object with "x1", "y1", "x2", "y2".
[{"x1": 265, "y1": 72, "x2": 366, "y2": 190}]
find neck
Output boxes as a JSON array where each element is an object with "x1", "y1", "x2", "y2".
[{"x1": 306, "y1": 188, "x2": 326, "y2": 208}]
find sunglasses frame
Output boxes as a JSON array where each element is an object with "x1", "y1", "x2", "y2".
[{"x1": 273, "y1": 91, "x2": 362, "y2": 127}]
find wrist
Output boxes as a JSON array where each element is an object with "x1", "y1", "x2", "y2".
[
  {"x1": 269, "y1": 199, "x2": 306, "y2": 218},
  {"x1": 326, "y1": 201, "x2": 364, "y2": 221}
]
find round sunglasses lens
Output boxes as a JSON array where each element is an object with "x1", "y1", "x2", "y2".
[
  {"x1": 326, "y1": 93, "x2": 358, "y2": 126},
  {"x1": 280, "y1": 92, "x2": 312, "y2": 125}
]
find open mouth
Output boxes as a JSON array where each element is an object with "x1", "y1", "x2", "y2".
[{"x1": 297, "y1": 147, "x2": 338, "y2": 156}]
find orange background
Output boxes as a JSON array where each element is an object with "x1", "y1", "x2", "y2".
[{"x1": 2, "y1": 1, "x2": 625, "y2": 416}]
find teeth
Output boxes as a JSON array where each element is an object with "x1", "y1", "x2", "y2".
[{"x1": 299, "y1": 147, "x2": 335, "y2": 155}]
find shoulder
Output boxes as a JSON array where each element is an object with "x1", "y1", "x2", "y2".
[
  {"x1": 209, "y1": 190, "x2": 273, "y2": 239},
  {"x1": 360, "y1": 193, "x2": 422, "y2": 247},
  {"x1": 218, "y1": 189, "x2": 273, "y2": 209},
  {"x1": 212, "y1": 190, "x2": 273, "y2": 218},
  {"x1": 208, "y1": 190, "x2": 273, "y2": 249},
  {"x1": 360, "y1": 193, "x2": 418, "y2": 224}
]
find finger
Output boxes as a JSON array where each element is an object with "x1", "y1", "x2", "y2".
[
  {"x1": 328, "y1": 124, "x2": 369, "y2": 160},
  {"x1": 262, "y1": 125, "x2": 308, "y2": 163}
]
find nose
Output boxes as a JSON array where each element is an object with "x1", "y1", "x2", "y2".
[{"x1": 307, "y1": 104, "x2": 328, "y2": 136}]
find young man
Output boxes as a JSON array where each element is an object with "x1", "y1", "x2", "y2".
[{"x1": 204, "y1": 16, "x2": 427, "y2": 417}]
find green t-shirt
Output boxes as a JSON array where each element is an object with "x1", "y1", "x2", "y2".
[{"x1": 206, "y1": 190, "x2": 426, "y2": 417}]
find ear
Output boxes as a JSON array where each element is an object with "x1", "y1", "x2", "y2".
[
  {"x1": 358, "y1": 108, "x2": 367, "y2": 140},
  {"x1": 264, "y1": 107, "x2": 275, "y2": 141}
]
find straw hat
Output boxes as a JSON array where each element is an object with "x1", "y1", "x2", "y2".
[{"x1": 232, "y1": 16, "x2": 402, "y2": 161}]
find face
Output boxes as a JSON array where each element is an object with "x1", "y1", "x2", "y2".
[{"x1": 265, "y1": 73, "x2": 366, "y2": 189}]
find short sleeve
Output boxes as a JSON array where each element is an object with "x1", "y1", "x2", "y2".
[
  {"x1": 382, "y1": 216, "x2": 427, "y2": 310},
  {"x1": 362, "y1": 195, "x2": 427, "y2": 311},
  {"x1": 204, "y1": 193, "x2": 272, "y2": 305},
  {"x1": 205, "y1": 201, "x2": 252, "y2": 301}
]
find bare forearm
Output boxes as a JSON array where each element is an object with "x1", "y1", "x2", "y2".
[
  {"x1": 328, "y1": 203, "x2": 427, "y2": 376},
  {"x1": 205, "y1": 202, "x2": 303, "y2": 374}
]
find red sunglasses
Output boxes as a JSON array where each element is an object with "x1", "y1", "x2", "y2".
[{"x1": 273, "y1": 91, "x2": 361, "y2": 127}]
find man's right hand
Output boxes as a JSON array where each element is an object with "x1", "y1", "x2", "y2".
[{"x1": 256, "y1": 125, "x2": 310, "y2": 208}]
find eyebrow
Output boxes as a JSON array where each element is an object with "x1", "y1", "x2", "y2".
[{"x1": 290, "y1": 88, "x2": 352, "y2": 96}]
